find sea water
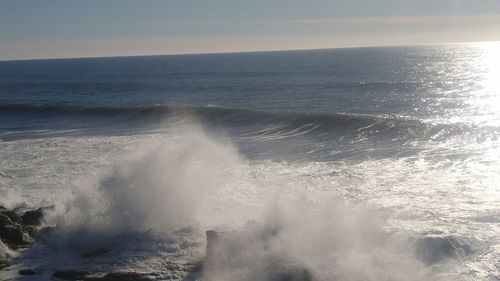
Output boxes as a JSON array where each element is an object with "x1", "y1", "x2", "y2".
[{"x1": 0, "y1": 43, "x2": 499, "y2": 280}]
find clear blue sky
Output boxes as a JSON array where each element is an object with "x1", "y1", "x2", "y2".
[{"x1": 1, "y1": 0, "x2": 500, "y2": 60}]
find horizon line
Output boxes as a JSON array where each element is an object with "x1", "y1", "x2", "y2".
[{"x1": 0, "y1": 40, "x2": 497, "y2": 63}]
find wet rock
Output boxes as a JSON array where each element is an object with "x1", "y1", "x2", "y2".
[
  {"x1": 0, "y1": 210, "x2": 21, "y2": 224},
  {"x1": 205, "y1": 230, "x2": 219, "y2": 243},
  {"x1": 99, "y1": 272, "x2": 152, "y2": 280},
  {"x1": 0, "y1": 214, "x2": 13, "y2": 226},
  {"x1": 22, "y1": 208, "x2": 44, "y2": 226},
  {"x1": 52, "y1": 270, "x2": 90, "y2": 280},
  {"x1": 204, "y1": 225, "x2": 314, "y2": 281},
  {"x1": 414, "y1": 236, "x2": 473, "y2": 265},
  {"x1": 267, "y1": 260, "x2": 314, "y2": 281},
  {"x1": 0, "y1": 206, "x2": 47, "y2": 250},
  {"x1": 205, "y1": 230, "x2": 221, "y2": 263},
  {"x1": 19, "y1": 268, "x2": 37, "y2": 275},
  {"x1": 0, "y1": 206, "x2": 51, "y2": 269},
  {"x1": 81, "y1": 247, "x2": 112, "y2": 258},
  {"x1": 0, "y1": 225, "x2": 32, "y2": 249},
  {"x1": 0, "y1": 214, "x2": 32, "y2": 249},
  {"x1": 23, "y1": 225, "x2": 37, "y2": 237},
  {"x1": 52, "y1": 270, "x2": 152, "y2": 280}
]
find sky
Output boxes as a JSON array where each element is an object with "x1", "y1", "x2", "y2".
[{"x1": 1, "y1": 0, "x2": 500, "y2": 60}]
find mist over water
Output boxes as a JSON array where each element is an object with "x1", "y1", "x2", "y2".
[
  {"x1": 51, "y1": 124, "x2": 238, "y2": 239},
  {"x1": 16, "y1": 122, "x2": 472, "y2": 281},
  {"x1": 41, "y1": 125, "x2": 431, "y2": 281}
]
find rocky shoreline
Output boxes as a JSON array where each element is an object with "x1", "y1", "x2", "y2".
[
  {"x1": 1, "y1": 205, "x2": 50, "y2": 268},
  {"x1": 1, "y1": 205, "x2": 314, "y2": 281},
  {"x1": 0, "y1": 204, "x2": 169, "y2": 280},
  {"x1": 0, "y1": 202, "x2": 474, "y2": 281},
  {"x1": 0, "y1": 203, "x2": 53, "y2": 250}
]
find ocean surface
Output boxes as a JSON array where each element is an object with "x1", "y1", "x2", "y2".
[{"x1": 0, "y1": 43, "x2": 499, "y2": 280}]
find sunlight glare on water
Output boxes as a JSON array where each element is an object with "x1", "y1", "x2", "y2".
[
  {"x1": 466, "y1": 42, "x2": 500, "y2": 211},
  {"x1": 470, "y1": 41, "x2": 500, "y2": 127}
]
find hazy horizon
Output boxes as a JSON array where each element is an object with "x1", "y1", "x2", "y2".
[
  {"x1": 1, "y1": 0, "x2": 500, "y2": 60},
  {"x1": 0, "y1": 41, "x2": 492, "y2": 62},
  {"x1": 1, "y1": 40, "x2": 498, "y2": 62}
]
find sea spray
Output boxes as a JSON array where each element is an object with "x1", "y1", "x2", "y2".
[
  {"x1": 50, "y1": 123, "x2": 241, "y2": 244},
  {"x1": 202, "y1": 197, "x2": 431, "y2": 281},
  {"x1": 0, "y1": 191, "x2": 26, "y2": 211},
  {"x1": 38, "y1": 122, "x2": 441, "y2": 280}
]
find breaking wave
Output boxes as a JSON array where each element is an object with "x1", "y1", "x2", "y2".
[
  {"x1": 1, "y1": 103, "x2": 492, "y2": 142},
  {"x1": 48, "y1": 124, "x2": 240, "y2": 244},
  {"x1": 30, "y1": 123, "x2": 478, "y2": 281}
]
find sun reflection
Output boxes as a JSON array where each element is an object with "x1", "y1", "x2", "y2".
[
  {"x1": 468, "y1": 42, "x2": 500, "y2": 202},
  {"x1": 471, "y1": 41, "x2": 500, "y2": 127}
]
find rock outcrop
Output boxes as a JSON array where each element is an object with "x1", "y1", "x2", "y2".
[
  {"x1": 52, "y1": 270, "x2": 153, "y2": 280},
  {"x1": 0, "y1": 205, "x2": 52, "y2": 249},
  {"x1": 81, "y1": 247, "x2": 112, "y2": 258},
  {"x1": 18, "y1": 268, "x2": 37, "y2": 275},
  {"x1": 21, "y1": 208, "x2": 45, "y2": 226},
  {"x1": 414, "y1": 236, "x2": 474, "y2": 265},
  {"x1": 0, "y1": 213, "x2": 33, "y2": 249},
  {"x1": 204, "y1": 221, "x2": 314, "y2": 281},
  {"x1": 1, "y1": 204, "x2": 315, "y2": 281},
  {"x1": 0, "y1": 205, "x2": 53, "y2": 271}
]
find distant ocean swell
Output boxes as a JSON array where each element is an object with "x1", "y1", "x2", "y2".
[{"x1": 0, "y1": 103, "x2": 493, "y2": 144}]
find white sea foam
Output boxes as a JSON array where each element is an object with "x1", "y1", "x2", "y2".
[
  {"x1": 0, "y1": 190, "x2": 25, "y2": 210},
  {"x1": 0, "y1": 120, "x2": 498, "y2": 280},
  {"x1": 49, "y1": 123, "x2": 240, "y2": 243},
  {"x1": 33, "y1": 123, "x2": 437, "y2": 280},
  {"x1": 203, "y1": 198, "x2": 433, "y2": 281}
]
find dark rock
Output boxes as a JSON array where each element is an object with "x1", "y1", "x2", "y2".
[
  {"x1": 19, "y1": 268, "x2": 37, "y2": 275},
  {"x1": 206, "y1": 230, "x2": 219, "y2": 242},
  {"x1": 0, "y1": 214, "x2": 13, "y2": 226},
  {"x1": 99, "y1": 272, "x2": 152, "y2": 281},
  {"x1": 81, "y1": 247, "x2": 112, "y2": 258},
  {"x1": 52, "y1": 270, "x2": 90, "y2": 280},
  {"x1": 52, "y1": 270, "x2": 152, "y2": 280},
  {"x1": 0, "y1": 206, "x2": 50, "y2": 267},
  {"x1": 204, "y1": 227, "x2": 314, "y2": 281},
  {"x1": 23, "y1": 225, "x2": 37, "y2": 237},
  {"x1": 0, "y1": 224, "x2": 31, "y2": 249},
  {"x1": 414, "y1": 236, "x2": 472, "y2": 265},
  {"x1": 22, "y1": 208, "x2": 44, "y2": 226},
  {"x1": 0, "y1": 214, "x2": 32, "y2": 249},
  {"x1": 204, "y1": 230, "x2": 225, "y2": 271},
  {"x1": 267, "y1": 261, "x2": 314, "y2": 281},
  {"x1": 0, "y1": 210, "x2": 21, "y2": 224}
]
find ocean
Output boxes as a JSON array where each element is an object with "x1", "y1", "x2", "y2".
[{"x1": 0, "y1": 43, "x2": 499, "y2": 280}]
